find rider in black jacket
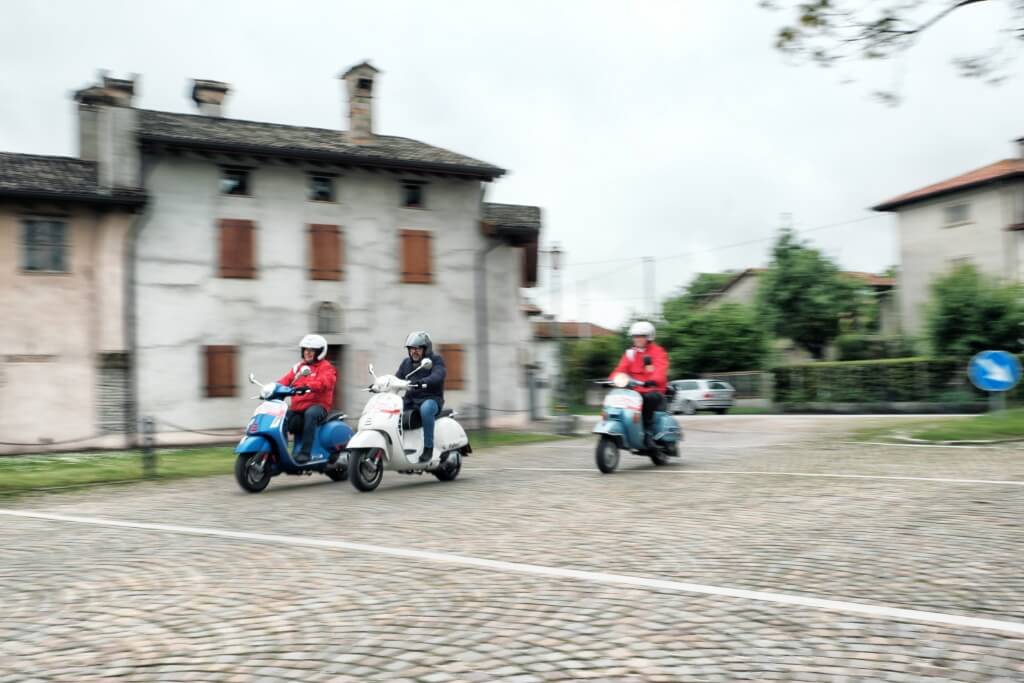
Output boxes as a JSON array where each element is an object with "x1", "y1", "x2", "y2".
[{"x1": 396, "y1": 331, "x2": 447, "y2": 462}]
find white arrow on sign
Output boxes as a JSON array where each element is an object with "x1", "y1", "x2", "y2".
[{"x1": 977, "y1": 357, "x2": 1012, "y2": 383}]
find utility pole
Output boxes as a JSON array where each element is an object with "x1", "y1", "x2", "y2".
[
  {"x1": 578, "y1": 280, "x2": 590, "y2": 339},
  {"x1": 643, "y1": 256, "x2": 655, "y2": 318}
]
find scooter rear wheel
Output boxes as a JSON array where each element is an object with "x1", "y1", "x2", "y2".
[
  {"x1": 595, "y1": 436, "x2": 619, "y2": 474},
  {"x1": 433, "y1": 451, "x2": 461, "y2": 482},
  {"x1": 235, "y1": 453, "x2": 272, "y2": 493},
  {"x1": 350, "y1": 448, "x2": 384, "y2": 492}
]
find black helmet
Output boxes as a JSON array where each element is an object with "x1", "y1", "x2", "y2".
[{"x1": 404, "y1": 331, "x2": 433, "y2": 357}]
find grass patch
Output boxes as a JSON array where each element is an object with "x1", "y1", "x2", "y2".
[
  {"x1": 0, "y1": 447, "x2": 234, "y2": 496},
  {"x1": 724, "y1": 406, "x2": 774, "y2": 415},
  {"x1": 851, "y1": 409, "x2": 1024, "y2": 443},
  {"x1": 0, "y1": 431, "x2": 567, "y2": 497}
]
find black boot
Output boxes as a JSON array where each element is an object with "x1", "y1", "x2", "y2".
[{"x1": 419, "y1": 446, "x2": 434, "y2": 463}]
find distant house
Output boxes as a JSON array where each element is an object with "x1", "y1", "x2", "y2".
[
  {"x1": 0, "y1": 152, "x2": 146, "y2": 452},
  {"x1": 703, "y1": 267, "x2": 898, "y2": 335},
  {"x1": 873, "y1": 142, "x2": 1024, "y2": 336},
  {"x1": 529, "y1": 318, "x2": 617, "y2": 415}
]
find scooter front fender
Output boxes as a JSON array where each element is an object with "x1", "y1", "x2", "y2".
[
  {"x1": 235, "y1": 435, "x2": 273, "y2": 456},
  {"x1": 593, "y1": 420, "x2": 627, "y2": 449},
  {"x1": 346, "y1": 430, "x2": 391, "y2": 460}
]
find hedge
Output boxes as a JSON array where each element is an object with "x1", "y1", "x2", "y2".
[{"x1": 773, "y1": 357, "x2": 970, "y2": 404}]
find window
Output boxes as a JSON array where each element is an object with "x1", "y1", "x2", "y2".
[
  {"x1": 357, "y1": 78, "x2": 373, "y2": 92},
  {"x1": 204, "y1": 345, "x2": 237, "y2": 397},
  {"x1": 402, "y1": 182, "x2": 425, "y2": 209},
  {"x1": 438, "y1": 344, "x2": 465, "y2": 390},
  {"x1": 221, "y1": 168, "x2": 250, "y2": 196},
  {"x1": 400, "y1": 229, "x2": 432, "y2": 284},
  {"x1": 315, "y1": 302, "x2": 340, "y2": 334},
  {"x1": 308, "y1": 224, "x2": 343, "y2": 280},
  {"x1": 218, "y1": 219, "x2": 256, "y2": 278},
  {"x1": 21, "y1": 219, "x2": 68, "y2": 272},
  {"x1": 708, "y1": 381, "x2": 731, "y2": 391},
  {"x1": 521, "y1": 237, "x2": 539, "y2": 288},
  {"x1": 943, "y1": 203, "x2": 970, "y2": 226},
  {"x1": 308, "y1": 175, "x2": 335, "y2": 202}
]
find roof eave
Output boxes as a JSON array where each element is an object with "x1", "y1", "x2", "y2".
[
  {"x1": 0, "y1": 188, "x2": 147, "y2": 208},
  {"x1": 138, "y1": 134, "x2": 507, "y2": 180},
  {"x1": 872, "y1": 172, "x2": 1024, "y2": 212}
]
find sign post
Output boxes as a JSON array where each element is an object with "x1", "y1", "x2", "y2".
[{"x1": 967, "y1": 351, "x2": 1021, "y2": 413}]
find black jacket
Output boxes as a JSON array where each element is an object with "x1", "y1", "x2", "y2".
[{"x1": 396, "y1": 352, "x2": 446, "y2": 408}]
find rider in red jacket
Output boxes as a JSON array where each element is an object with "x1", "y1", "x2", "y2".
[
  {"x1": 610, "y1": 321, "x2": 669, "y2": 443},
  {"x1": 277, "y1": 334, "x2": 337, "y2": 462}
]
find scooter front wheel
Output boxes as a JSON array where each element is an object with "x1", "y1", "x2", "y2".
[
  {"x1": 235, "y1": 453, "x2": 272, "y2": 493},
  {"x1": 433, "y1": 451, "x2": 461, "y2": 482},
  {"x1": 350, "y1": 448, "x2": 384, "y2": 492},
  {"x1": 595, "y1": 436, "x2": 619, "y2": 474}
]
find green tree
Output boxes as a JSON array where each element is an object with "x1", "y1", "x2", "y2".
[
  {"x1": 563, "y1": 335, "x2": 624, "y2": 403},
  {"x1": 757, "y1": 228, "x2": 856, "y2": 359},
  {"x1": 927, "y1": 263, "x2": 1024, "y2": 357},
  {"x1": 662, "y1": 303, "x2": 769, "y2": 377},
  {"x1": 761, "y1": 0, "x2": 1024, "y2": 102},
  {"x1": 662, "y1": 272, "x2": 735, "y2": 319}
]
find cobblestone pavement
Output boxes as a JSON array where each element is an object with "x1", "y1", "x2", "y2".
[{"x1": 3, "y1": 415, "x2": 1023, "y2": 681}]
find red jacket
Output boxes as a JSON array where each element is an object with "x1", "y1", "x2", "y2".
[
  {"x1": 277, "y1": 360, "x2": 337, "y2": 412},
  {"x1": 610, "y1": 342, "x2": 669, "y2": 394}
]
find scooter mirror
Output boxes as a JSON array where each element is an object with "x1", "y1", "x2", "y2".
[
  {"x1": 248, "y1": 372, "x2": 259, "y2": 385},
  {"x1": 612, "y1": 373, "x2": 631, "y2": 389},
  {"x1": 368, "y1": 364, "x2": 376, "y2": 378},
  {"x1": 419, "y1": 358, "x2": 433, "y2": 370}
]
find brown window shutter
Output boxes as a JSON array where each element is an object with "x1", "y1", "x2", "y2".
[
  {"x1": 204, "y1": 345, "x2": 238, "y2": 397},
  {"x1": 438, "y1": 344, "x2": 465, "y2": 390},
  {"x1": 521, "y1": 237, "x2": 538, "y2": 288},
  {"x1": 309, "y1": 224, "x2": 343, "y2": 281},
  {"x1": 219, "y1": 219, "x2": 256, "y2": 279},
  {"x1": 400, "y1": 229, "x2": 432, "y2": 284}
]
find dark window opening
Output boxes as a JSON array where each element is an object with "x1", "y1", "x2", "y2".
[
  {"x1": 309, "y1": 175, "x2": 335, "y2": 202},
  {"x1": 221, "y1": 168, "x2": 250, "y2": 196},
  {"x1": 357, "y1": 78, "x2": 373, "y2": 92},
  {"x1": 21, "y1": 219, "x2": 69, "y2": 273},
  {"x1": 402, "y1": 183, "x2": 424, "y2": 209},
  {"x1": 315, "y1": 302, "x2": 340, "y2": 334}
]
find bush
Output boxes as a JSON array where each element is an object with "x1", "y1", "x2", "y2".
[
  {"x1": 835, "y1": 334, "x2": 916, "y2": 361},
  {"x1": 773, "y1": 357, "x2": 966, "y2": 404}
]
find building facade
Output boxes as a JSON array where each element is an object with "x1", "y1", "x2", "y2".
[{"x1": 873, "y1": 149, "x2": 1024, "y2": 336}]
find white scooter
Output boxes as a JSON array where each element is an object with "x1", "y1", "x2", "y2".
[{"x1": 346, "y1": 359, "x2": 472, "y2": 492}]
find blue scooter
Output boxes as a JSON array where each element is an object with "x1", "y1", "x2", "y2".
[
  {"x1": 592, "y1": 373, "x2": 682, "y2": 473},
  {"x1": 234, "y1": 370, "x2": 354, "y2": 493}
]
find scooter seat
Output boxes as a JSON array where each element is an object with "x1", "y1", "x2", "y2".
[
  {"x1": 402, "y1": 407, "x2": 453, "y2": 429},
  {"x1": 438, "y1": 408, "x2": 454, "y2": 418},
  {"x1": 325, "y1": 410, "x2": 348, "y2": 422}
]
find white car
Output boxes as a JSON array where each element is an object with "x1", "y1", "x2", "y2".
[{"x1": 668, "y1": 379, "x2": 735, "y2": 415}]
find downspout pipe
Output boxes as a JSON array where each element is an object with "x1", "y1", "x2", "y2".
[
  {"x1": 475, "y1": 237, "x2": 501, "y2": 434},
  {"x1": 125, "y1": 154, "x2": 156, "y2": 448}
]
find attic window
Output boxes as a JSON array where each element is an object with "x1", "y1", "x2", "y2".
[
  {"x1": 402, "y1": 182, "x2": 425, "y2": 209},
  {"x1": 357, "y1": 78, "x2": 373, "y2": 92},
  {"x1": 221, "y1": 168, "x2": 250, "y2": 196},
  {"x1": 943, "y1": 203, "x2": 970, "y2": 226}
]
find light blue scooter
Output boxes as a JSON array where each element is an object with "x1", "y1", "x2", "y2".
[{"x1": 592, "y1": 373, "x2": 682, "y2": 473}]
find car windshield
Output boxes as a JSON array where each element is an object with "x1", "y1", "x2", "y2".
[{"x1": 708, "y1": 381, "x2": 731, "y2": 390}]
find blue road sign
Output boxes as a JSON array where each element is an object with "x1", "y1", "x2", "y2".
[{"x1": 968, "y1": 350, "x2": 1022, "y2": 392}]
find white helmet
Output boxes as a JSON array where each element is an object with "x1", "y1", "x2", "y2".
[
  {"x1": 299, "y1": 334, "x2": 328, "y2": 361},
  {"x1": 628, "y1": 320, "x2": 656, "y2": 341}
]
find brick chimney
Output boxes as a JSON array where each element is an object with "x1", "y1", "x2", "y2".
[
  {"x1": 191, "y1": 79, "x2": 230, "y2": 117},
  {"x1": 73, "y1": 71, "x2": 140, "y2": 188},
  {"x1": 340, "y1": 61, "x2": 379, "y2": 144}
]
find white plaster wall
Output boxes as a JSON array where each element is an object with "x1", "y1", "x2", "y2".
[
  {"x1": 136, "y1": 158, "x2": 532, "y2": 432},
  {"x1": 896, "y1": 182, "x2": 1020, "y2": 336}
]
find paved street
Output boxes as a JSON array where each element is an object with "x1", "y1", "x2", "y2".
[{"x1": 2, "y1": 415, "x2": 1023, "y2": 682}]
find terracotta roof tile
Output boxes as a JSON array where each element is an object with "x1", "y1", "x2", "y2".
[
  {"x1": 0, "y1": 152, "x2": 146, "y2": 205},
  {"x1": 873, "y1": 159, "x2": 1024, "y2": 211},
  {"x1": 534, "y1": 321, "x2": 617, "y2": 339}
]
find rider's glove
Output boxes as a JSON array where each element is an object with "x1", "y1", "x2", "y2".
[{"x1": 643, "y1": 380, "x2": 657, "y2": 388}]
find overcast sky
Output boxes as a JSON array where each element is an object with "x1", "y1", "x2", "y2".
[{"x1": 3, "y1": 1, "x2": 1022, "y2": 328}]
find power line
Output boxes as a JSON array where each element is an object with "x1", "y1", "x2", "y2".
[{"x1": 556, "y1": 213, "x2": 884, "y2": 270}]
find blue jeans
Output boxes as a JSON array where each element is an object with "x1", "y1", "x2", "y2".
[{"x1": 419, "y1": 399, "x2": 440, "y2": 449}]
